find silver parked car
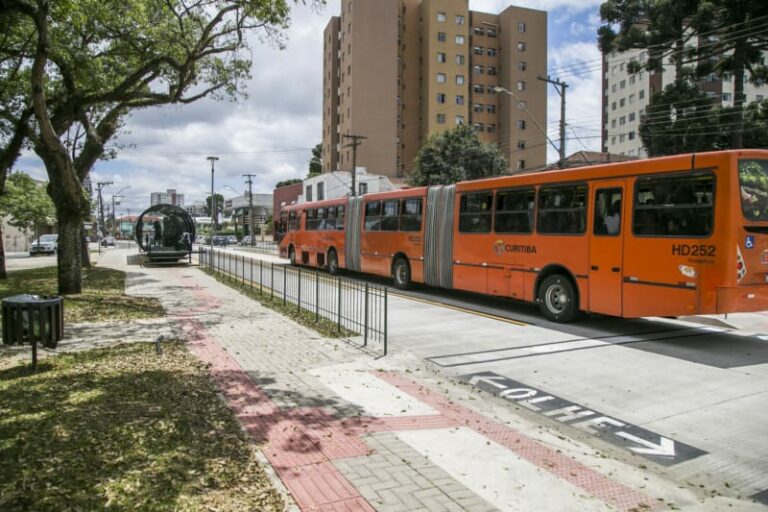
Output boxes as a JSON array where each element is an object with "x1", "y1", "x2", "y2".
[{"x1": 30, "y1": 234, "x2": 59, "y2": 255}]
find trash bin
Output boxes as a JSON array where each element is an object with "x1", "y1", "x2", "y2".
[{"x1": 2, "y1": 294, "x2": 64, "y2": 349}]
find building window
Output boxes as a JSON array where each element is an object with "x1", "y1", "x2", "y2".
[
  {"x1": 517, "y1": 80, "x2": 525, "y2": 91},
  {"x1": 437, "y1": 93, "x2": 446, "y2": 103},
  {"x1": 487, "y1": 28, "x2": 497, "y2": 37},
  {"x1": 473, "y1": 84, "x2": 484, "y2": 94},
  {"x1": 437, "y1": 11, "x2": 446, "y2": 22},
  {"x1": 456, "y1": 54, "x2": 465, "y2": 65},
  {"x1": 611, "y1": 101, "x2": 616, "y2": 111},
  {"x1": 611, "y1": 119, "x2": 616, "y2": 128},
  {"x1": 629, "y1": 75, "x2": 636, "y2": 85},
  {"x1": 437, "y1": 52, "x2": 446, "y2": 63},
  {"x1": 487, "y1": 66, "x2": 497, "y2": 76},
  {"x1": 639, "y1": 89, "x2": 645, "y2": 99},
  {"x1": 620, "y1": 79, "x2": 626, "y2": 89},
  {"x1": 629, "y1": 93, "x2": 635, "y2": 104},
  {"x1": 619, "y1": 134, "x2": 625, "y2": 143},
  {"x1": 517, "y1": 160, "x2": 526, "y2": 170},
  {"x1": 359, "y1": 183, "x2": 367, "y2": 195},
  {"x1": 756, "y1": 94, "x2": 764, "y2": 102},
  {"x1": 456, "y1": 15, "x2": 464, "y2": 25},
  {"x1": 629, "y1": 112, "x2": 636, "y2": 122},
  {"x1": 517, "y1": 42, "x2": 526, "y2": 51},
  {"x1": 473, "y1": 65, "x2": 484, "y2": 74},
  {"x1": 619, "y1": 116, "x2": 626, "y2": 125},
  {"x1": 473, "y1": 27, "x2": 485, "y2": 36},
  {"x1": 517, "y1": 120, "x2": 526, "y2": 130},
  {"x1": 628, "y1": 131, "x2": 635, "y2": 140},
  {"x1": 456, "y1": 95, "x2": 464, "y2": 105},
  {"x1": 517, "y1": 140, "x2": 526, "y2": 150},
  {"x1": 456, "y1": 35, "x2": 465, "y2": 45},
  {"x1": 486, "y1": 124, "x2": 495, "y2": 133},
  {"x1": 456, "y1": 75, "x2": 465, "y2": 85},
  {"x1": 437, "y1": 113, "x2": 445, "y2": 124},
  {"x1": 620, "y1": 98, "x2": 625, "y2": 107},
  {"x1": 518, "y1": 61, "x2": 527, "y2": 71},
  {"x1": 487, "y1": 105, "x2": 496, "y2": 114},
  {"x1": 518, "y1": 22, "x2": 526, "y2": 32},
  {"x1": 306, "y1": 185, "x2": 312, "y2": 202},
  {"x1": 437, "y1": 32, "x2": 446, "y2": 42},
  {"x1": 612, "y1": 83, "x2": 617, "y2": 93},
  {"x1": 437, "y1": 73, "x2": 446, "y2": 83},
  {"x1": 317, "y1": 182, "x2": 324, "y2": 201},
  {"x1": 474, "y1": 103, "x2": 484, "y2": 112},
  {"x1": 473, "y1": 46, "x2": 484, "y2": 55},
  {"x1": 455, "y1": 115, "x2": 465, "y2": 125},
  {"x1": 474, "y1": 123, "x2": 483, "y2": 131},
  {"x1": 487, "y1": 48, "x2": 497, "y2": 57}
]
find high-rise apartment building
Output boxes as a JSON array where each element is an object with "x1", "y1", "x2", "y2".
[
  {"x1": 150, "y1": 189, "x2": 184, "y2": 207},
  {"x1": 602, "y1": 47, "x2": 768, "y2": 158},
  {"x1": 322, "y1": 0, "x2": 547, "y2": 180}
]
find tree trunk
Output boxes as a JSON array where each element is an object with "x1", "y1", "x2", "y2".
[
  {"x1": 80, "y1": 223, "x2": 90, "y2": 268},
  {"x1": 56, "y1": 213, "x2": 82, "y2": 294},
  {"x1": 0, "y1": 224, "x2": 6, "y2": 280}
]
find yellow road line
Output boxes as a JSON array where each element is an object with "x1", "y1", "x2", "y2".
[{"x1": 389, "y1": 291, "x2": 528, "y2": 326}]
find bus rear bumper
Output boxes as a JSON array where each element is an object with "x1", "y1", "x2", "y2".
[{"x1": 716, "y1": 286, "x2": 768, "y2": 314}]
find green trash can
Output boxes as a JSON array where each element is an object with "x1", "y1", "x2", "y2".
[{"x1": 2, "y1": 294, "x2": 64, "y2": 349}]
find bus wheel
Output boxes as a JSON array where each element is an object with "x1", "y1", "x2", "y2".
[
  {"x1": 327, "y1": 249, "x2": 340, "y2": 275},
  {"x1": 538, "y1": 275, "x2": 578, "y2": 322},
  {"x1": 392, "y1": 257, "x2": 411, "y2": 290},
  {"x1": 288, "y1": 246, "x2": 296, "y2": 266}
]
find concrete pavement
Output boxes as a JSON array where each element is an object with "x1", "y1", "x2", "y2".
[{"x1": 75, "y1": 246, "x2": 762, "y2": 511}]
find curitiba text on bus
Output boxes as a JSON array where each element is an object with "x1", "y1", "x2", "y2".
[{"x1": 493, "y1": 241, "x2": 538, "y2": 256}]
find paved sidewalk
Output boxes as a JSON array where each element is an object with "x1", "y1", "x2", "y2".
[{"x1": 98, "y1": 250, "x2": 760, "y2": 511}]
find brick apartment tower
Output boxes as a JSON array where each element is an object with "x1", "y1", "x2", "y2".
[{"x1": 322, "y1": 0, "x2": 547, "y2": 181}]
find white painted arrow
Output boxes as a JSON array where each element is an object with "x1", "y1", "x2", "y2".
[
  {"x1": 616, "y1": 431, "x2": 676, "y2": 457},
  {"x1": 468, "y1": 374, "x2": 508, "y2": 389}
]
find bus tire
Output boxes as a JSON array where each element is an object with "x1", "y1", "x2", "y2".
[
  {"x1": 288, "y1": 246, "x2": 296, "y2": 266},
  {"x1": 327, "y1": 249, "x2": 340, "y2": 275},
  {"x1": 392, "y1": 257, "x2": 411, "y2": 290},
  {"x1": 538, "y1": 274, "x2": 579, "y2": 322}
]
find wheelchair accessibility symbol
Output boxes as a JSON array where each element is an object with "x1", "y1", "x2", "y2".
[{"x1": 746, "y1": 235, "x2": 755, "y2": 249}]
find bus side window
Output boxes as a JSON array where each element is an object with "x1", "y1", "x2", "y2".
[
  {"x1": 495, "y1": 188, "x2": 535, "y2": 233},
  {"x1": 305, "y1": 209, "x2": 317, "y2": 231},
  {"x1": 326, "y1": 206, "x2": 336, "y2": 230},
  {"x1": 336, "y1": 205, "x2": 345, "y2": 230},
  {"x1": 288, "y1": 211, "x2": 297, "y2": 231},
  {"x1": 381, "y1": 200, "x2": 399, "y2": 231},
  {"x1": 365, "y1": 201, "x2": 382, "y2": 231},
  {"x1": 317, "y1": 207, "x2": 326, "y2": 230},
  {"x1": 538, "y1": 184, "x2": 587, "y2": 235},
  {"x1": 401, "y1": 198, "x2": 423, "y2": 231},
  {"x1": 633, "y1": 173, "x2": 714, "y2": 237},
  {"x1": 459, "y1": 192, "x2": 493, "y2": 233}
]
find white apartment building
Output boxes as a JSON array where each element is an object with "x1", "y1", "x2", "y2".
[
  {"x1": 603, "y1": 44, "x2": 768, "y2": 158},
  {"x1": 150, "y1": 188, "x2": 185, "y2": 207},
  {"x1": 299, "y1": 170, "x2": 395, "y2": 204}
]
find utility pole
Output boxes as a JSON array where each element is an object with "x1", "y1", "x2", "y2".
[
  {"x1": 207, "y1": 156, "x2": 219, "y2": 251},
  {"x1": 538, "y1": 76, "x2": 568, "y2": 168},
  {"x1": 242, "y1": 173, "x2": 257, "y2": 245},
  {"x1": 111, "y1": 195, "x2": 123, "y2": 237},
  {"x1": 342, "y1": 133, "x2": 367, "y2": 196},
  {"x1": 95, "y1": 181, "x2": 113, "y2": 251}
]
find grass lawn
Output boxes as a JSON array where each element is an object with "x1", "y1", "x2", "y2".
[
  {"x1": 0, "y1": 342, "x2": 284, "y2": 511},
  {"x1": 0, "y1": 266, "x2": 164, "y2": 324}
]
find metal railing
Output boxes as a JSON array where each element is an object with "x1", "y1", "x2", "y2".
[{"x1": 198, "y1": 248, "x2": 387, "y2": 355}]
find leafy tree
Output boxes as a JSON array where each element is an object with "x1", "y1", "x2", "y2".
[
  {"x1": 599, "y1": 0, "x2": 768, "y2": 148},
  {"x1": 205, "y1": 193, "x2": 225, "y2": 226},
  {"x1": 0, "y1": 172, "x2": 55, "y2": 277},
  {"x1": 409, "y1": 124, "x2": 507, "y2": 186},
  {"x1": 3, "y1": 0, "x2": 322, "y2": 294},
  {"x1": 307, "y1": 143, "x2": 322, "y2": 177},
  {"x1": 275, "y1": 178, "x2": 302, "y2": 188}
]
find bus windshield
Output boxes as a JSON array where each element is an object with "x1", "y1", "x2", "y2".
[{"x1": 739, "y1": 159, "x2": 768, "y2": 221}]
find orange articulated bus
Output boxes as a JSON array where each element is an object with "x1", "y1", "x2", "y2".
[{"x1": 278, "y1": 150, "x2": 768, "y2": 322}]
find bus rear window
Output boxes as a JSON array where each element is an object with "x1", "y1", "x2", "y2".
[
  {"x1": 739, "y1": 159, "x2": 768, "y2": 221},
  {"x1": 633, "y1": 173, "x2": 714, "y2": 237}
]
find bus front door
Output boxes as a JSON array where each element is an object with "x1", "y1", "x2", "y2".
[{"x1": 589, "y1": 183, "x2": 625, "y2": 316}]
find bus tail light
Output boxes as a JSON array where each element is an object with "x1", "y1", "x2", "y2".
[{"x1": 737, "y1": 245, "x2": 747, "y2": 282}]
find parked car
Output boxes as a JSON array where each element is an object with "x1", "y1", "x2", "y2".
[
  {"x1": 29, "y1": 234, "x2": 58, "y2": 256},
  {"x1": 212, "y1": 235, "x2": 228, "y2": 246},
  {"x1": 241, "y1": 235, "x2": 252, "y2": 245},
  {"x1": 226, "y1": 235, "x2": 238, "y2": 245},
  {"x1": 101, "y1": 236, "x2": 116, "y2": 247},
  {"x1": 195, "y1": 235, "x2": 207, "y2": 245}
]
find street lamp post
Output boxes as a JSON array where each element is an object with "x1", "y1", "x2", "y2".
[
  {"x1": 493, "y1": 86, "x2": 561, "y2": 169},
  {"x1": 207, "y1": 156, "x2": 219, "y2": 251}
]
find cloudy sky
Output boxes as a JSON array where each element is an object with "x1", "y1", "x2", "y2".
[{"x1": 17, "y1": 0, "x2": 605, "y2": 215}]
